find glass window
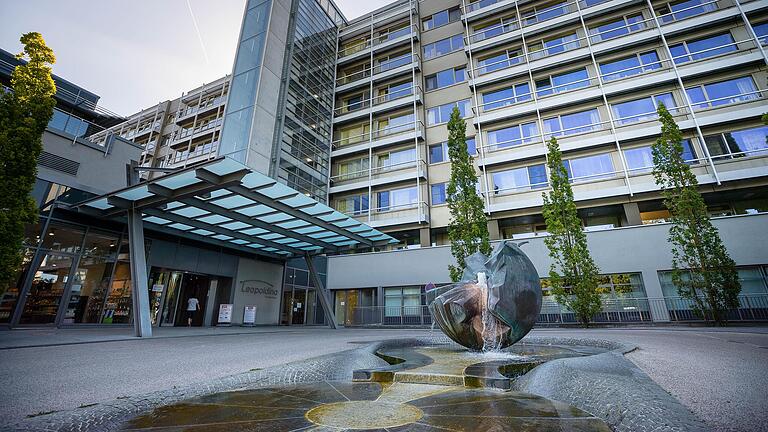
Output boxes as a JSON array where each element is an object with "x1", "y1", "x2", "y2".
[
  {"x1": 564, "y1": 153, "x2": 614, "y2": 182},
  {"x1": 378, "y1": 53, "x2": 411, "y2": 72},
  {"x1": 611, "y1": 93, "x2": 676, "y2": 125},
  {"x1": 529, "y1": 33, "x2": 579, "y2": 59},
  {"x1": 19, "y1": 253, "x2": 74, "y2": 325},
  {"x1": 378, "y1": 187, "x2": 417, "y2": 211},
  {"x1": 431, "y1": 183, "x2": 447, "y2": 205},
  {"x1": 599, "y1": 51, "x2": 660, "y2": 81},
  {"x1": 487, "y1": 122, "x2": 539, "y2": 150},
  {"x1": 536, "y1": 68, "x2": 589, "y2": 97},
  {"x1": 658, "y1": 0, "x2": 717, "y2": 23},
  {"x1": 427, "y1": 99, "x2": 471, "y2": 125},
  {"x1": 467, "y1": 137, "x2": 477, "y2": 155},
  {"x1": 669, "y1": 32, "x2": 736, "y2": 64},
  {"x1": 0, "y1": 249, "x2": 35, "y2": 323},
  {"x1": 686, "y1": 76, "x2": 759, "y2": 109},
  {"x1": 425, "y1": 67, "x2": 466, "y2": 91},
  {"x1": 704, "y1": 126, "x2": 768, "y2": 158},
  {"x1": 624, "y1": 139, "x2": 695, "y2": 172},
  {"x1": 589, "y1": 14, "x2": 644, "y2": 42},
  {"x1": 64, "y1": 256, "x2": 116, "y2": 324},
  {"x1": 423, "y1": 34, "x2": 464, "y2": 60},
  {"x1": 379, "y1": 148, "x2": 416, "y2": 169},
  {"x1": 522, "y1": 1, "x2": 570, "y2": 26},
  {"x1": 336, "y1": 194, "x2": 369, "y2": 215},
  {"x1": 423, "y1": 7, "x2": 461, "y2": 30},
  {"x1": 544, "y1": 108, "x2": 601, "y2": 137},
  {"x1": 493, "y1": 164, "x2": 547, "y2": 194},
  {"x1": 477, "y1": 49, "x2": 523, "y2": 74},
  {"x1": 41, "y1": 222, "x2": 85, "y2": 253},
  {"x1": 429, "y1": 143, "x2": 447, "y2": 164},
  {"x1": 753, "y1": 22, "x2": 768, "y2": 45}
]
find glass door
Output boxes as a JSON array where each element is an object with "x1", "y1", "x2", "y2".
[
  {"x1": 291, "y1": 288, "x2": 306, "y2": 325},
  {"x1": 19, "y1": 253, "x2": 75, "y2": 325},
  {"x1": 160, "y1": 272, "x2": 183, "y2": 326}
]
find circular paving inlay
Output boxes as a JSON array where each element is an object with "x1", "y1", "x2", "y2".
[{"x1": 305, "y1": 400, "x2": 423, "y2": 429}]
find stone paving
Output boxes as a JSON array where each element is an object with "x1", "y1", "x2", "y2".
[{"x1": 5, "y1": 334, "x2": 711, "y2": 432}]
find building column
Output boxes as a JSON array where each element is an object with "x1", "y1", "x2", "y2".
[
  {"x1": 305, "y1": 254, "x2": 337, "y2": 329},
  {"x1": 419, "y1": 227, "x2": 431, "y2": 248},
  {"x1": 487, "y1": 219, "x2": 501, "y2": 241},
  {"x1": 127, "y1": 207, "x2": 152, "y2": 337},
  {"x1": 623, "y1": 203, "x2": 643, "y2": 226}
]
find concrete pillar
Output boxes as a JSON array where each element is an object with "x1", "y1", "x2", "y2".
[
  {"x1": 623, "y1": 202, "x2": 643, "y2": 226},
  {"x1": 127, "y1": 207, "x2": 152, "y2": 337},
  {"x1": 488, "y1": 219, "x2": 501, "y2": 240},
  {"x1": 419, "y1": 227, "x2": 431, "y2": 247}
]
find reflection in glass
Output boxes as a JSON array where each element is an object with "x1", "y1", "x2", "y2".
[
  {"x1": 0, "y1": 249, "x2": 35, "y2": 323},
  {"x1": 19, "y1": 254, "x2": 74, "y2": 325}
]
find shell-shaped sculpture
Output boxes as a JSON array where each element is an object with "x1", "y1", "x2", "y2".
[{"x1": 428, "y1": 241, "x2": 542, "y2": 351}]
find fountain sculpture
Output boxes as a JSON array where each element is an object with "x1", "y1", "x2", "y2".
[{"x1": 428, "y1": 241, "x2": 542, "y2": 351}]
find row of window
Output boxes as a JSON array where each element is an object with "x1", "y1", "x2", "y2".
[{"x1": 335, "y1": 186, "x2": 420, "y2": 214}]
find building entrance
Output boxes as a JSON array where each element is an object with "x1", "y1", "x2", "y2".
[{"x1": 148, "y1": 270, "x2": 227, "y2": 327}]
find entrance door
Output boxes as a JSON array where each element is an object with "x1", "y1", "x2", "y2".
[
  {"x1": 174, "y1": 273, "x2": 210, "y2": 327},
  {"x1": 160, "y1": 272, "x2": 184, "y2": 326},
  {"x1": 291, "y1": 289, "x2": 306, "y2": 325},
  {"x1": 18, "y1": 253, "x2": 75, "y2": 325}
]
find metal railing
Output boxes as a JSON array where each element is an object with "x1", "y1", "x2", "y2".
[
  {"x1": 338, "y1": 24, "x2": 418, "y2": 59},
  {"x1": 331, "y1": 159, "x2": 425, "y2": 183},
  {"x1": 657, "y1": 0, "x2": 719, "y2": 24},
  {"x1": 346, "y1": 293, "x2": 768, "y2": 326},
  {"x1": 336, "y1": 53, "x2": 420, "y2": 86},
  {"x1": 334, "y1": 85, "x2": 422, "y2": 116},
  {"x1": 176, "y1": 94, "x2": 226, "y2": 121},
  {"x1": 332, "y1": 119, "x2": 423, "y2": 150}
]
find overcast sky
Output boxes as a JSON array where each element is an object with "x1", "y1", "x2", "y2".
[{"x1": 0, "y1": 0, "x2": 393, "y2": 116}]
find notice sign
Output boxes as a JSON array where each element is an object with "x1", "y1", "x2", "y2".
[
  {"x1": 152, "y1": 284, "x2": 164, "y2": 292},
  {"x1": 243, "y1": 305, "x2": 257, "y2": 326},
  {"x1": 218, "y1": 304, "x2": 233, "y2": 325}
]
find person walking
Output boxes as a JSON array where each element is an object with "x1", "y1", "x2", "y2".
[{"x1": 186, "y1": 296, "x2": 200, "y2": 327}]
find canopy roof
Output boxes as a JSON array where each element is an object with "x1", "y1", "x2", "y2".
[{"x1": 73, "y1": 157, "x2": 397, "y2": 259}]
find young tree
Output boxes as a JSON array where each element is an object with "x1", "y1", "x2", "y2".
[
  {"x1": 651, "y1": 103, "x2": 740, "y2": 325},
  {"x1": 0, "y1": 33, "x2": 56, "y2": 292},
  {"x1": 446, "y1": 107, "x2": 490, "y2": 281},
  {"x1": 541, "y1": 137, "x2": 602, "y2": 326}
]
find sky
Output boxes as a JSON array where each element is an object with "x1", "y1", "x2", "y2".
[{"x1": 0, "y1": 0, "x2": 392, "y2": 116}]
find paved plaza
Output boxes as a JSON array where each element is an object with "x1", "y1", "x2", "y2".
[{"x1": 1, "y1": 326, "x2": 766, "y2": 432}]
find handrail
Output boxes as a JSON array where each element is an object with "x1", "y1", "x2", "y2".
[
  {"x1": 334, "y1": 85, "x2": 422, "y2": 116},
  {"x1": 657, "y1": 0, "x2": 719, "y2": 24},
  {"x1": 331, "y1": 159, "x2": 425, "y2": 182},
  {"x1": 521, "y1": 0, "x2": 579, "y2": 27},
  {"x1": 332, "y1": 119, "x2": 424, "y2": 149},
  {"x1": 600, "y1": 58, "x2": 667, "y2": 82},
  {"x1": 478, "y1": 74, "x2": 598, "y2": 113},
  {"x1": 177, "y1": 95, "x2": 227, "y2": 119},
  {"x1": 612, "y1": 105, "x2": 687, "y2": 126},
  {"x1": 338, "y1": 23, "x2": 418, "y2": 59},
  {"x1": 467, "y1": 18, "x2": 519, "y2": 44},
  {"x1": 689, "y1": 87, "x2": 764, "y2": 110},
  {"x1": 173, "y1": 117, "x2": 222, "y2": 142},
  {"x1": 464, "y1": 0, "x2": 503, "y2": 14},
  {"x1": 588, "y1": 16, "x2": 655, "y2": 44},
  {"x1": 336, "y1": 53, "x2": 420, "y2": 86},
  {"x1": 373, "y1": 200, "x2": 427, "y2": 214},
  {"x1": 670, "y1": 38, "x2": 754, "y2": 63}
]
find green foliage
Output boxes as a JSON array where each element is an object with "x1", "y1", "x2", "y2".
[
  {"x1": 446, "y1": 107, "x2": 490, "y2": 281},
  {"x1": 541, "y1": 137, "x2": 602, "y2": 326},
  {"x1": 651, "y1": 103, "x2": 740, "y2": 325},
  {"x1": 0, "y1": 33, "x2": 56, "y2": 291}
]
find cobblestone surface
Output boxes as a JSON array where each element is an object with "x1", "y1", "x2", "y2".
[{"x1": 4, "y1": 334, "x2": 709, "y2": 432}]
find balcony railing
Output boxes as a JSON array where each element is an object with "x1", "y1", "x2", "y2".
[
  {"x1": 336, "y1": 53, "x2": 419, "y2": 86},
  {"x1": 331, "y1": 159, "x2": 425, "y2": 183},
  {"x1": 657, "y1": 0, "x2": 719, "y2": 24},
  {"x1": 177, "y1": 95, "x2": 227, "y2": 121},
  {"x1": 332, "y1": 120, "x2": 424, "y2": 150},
  {"x1": 338, "y1": 24, "x2": 418, "y2": 59},
  {"x1": 689, "y1": 87, "x2": 764, "y2": 111},
  {"x1": 588, "y1": 16, "x2": 655, "y2": 44},
  {"x1": 334, "y1": 85, "x2": 422, "y2": 116},
  {"x1": 346, "y1": 293, "x2": 768, "y2": 326},
  {"x1": 172, "y1": 117, "x2": 223, "y2": 144},
  {"x1": 467, "y1": 20, "x2": 519, "y2": 45}
]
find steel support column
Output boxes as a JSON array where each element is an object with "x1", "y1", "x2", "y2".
[
  {"x1": 127, "y1": 206, "x2": 152, "y2": 337},
  {"x1": 304, "y1": 254, "x2": 337, "y2": 329}
]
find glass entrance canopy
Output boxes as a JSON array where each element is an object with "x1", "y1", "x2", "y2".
[{"x1": 73, "y1": 157, "x2": 397, "y2": 260}]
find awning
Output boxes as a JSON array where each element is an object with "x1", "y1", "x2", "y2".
[{"x1": 72, "y1": 157, "x2": 397, "y2": 260}]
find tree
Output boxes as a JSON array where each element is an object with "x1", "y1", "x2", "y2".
[
  {"x1": 0, "y1": 33, "x2": 56, "y2": 292},
  {"x1": 651, "y1": 103, "x2": 740, "y2": 325},
  {"x1": 446, "y1": 107, "x2": 490, "y2": 281},
  {"x1": 541, "y1": 137, "x2": 602, "y2": 326}
]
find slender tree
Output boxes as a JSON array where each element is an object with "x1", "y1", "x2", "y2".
[
  {"x1": 0, "y1": 33, "x2": 56, "y2": 292},
  {"x1": 446, "y1": 106, "x2": 490, "y2": 281},
  {"x1": 541, "y1": 137, "x2": 602, "y2": 326},
  {"x1": 651, "y1": 103, "x2": 740, "y2": 325}
]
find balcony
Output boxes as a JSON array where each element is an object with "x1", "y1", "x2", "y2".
[
  {"x1": 336, "y1": 53, "x2": 420, "y2": 93},
  {"x1": 346, "y1": 201, "x2": 429, "y2": 228},
  {"x1": 339, "y1": 2, "x2": 417, "y2": 39},
  {"x1": 330, "y1": 159, "x2": 427, "y2": 194},
  {"x1": 334, "y1": 85, "x2": 423, "y2": 124},
  {"x1": 169, "y1": 117, "x2": 223, "y2": 149},
  {"x1": 331, "y1": 120, "x2": 425, "y2": 158},
  {"x1": 337, "y1": 24, "x2": 419, "y2": 65},
  {"x1": 175, "y1": 94, "x2": 227, "y2": 124}
]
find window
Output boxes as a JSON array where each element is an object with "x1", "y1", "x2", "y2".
[
  {"x1": 522, "y1": 1, "x2": 571, "y2": 26},
  {"x1": 477, "y1": 49, "x2": 523, "y2": 74},
  {"x1": 686, "y1": 76, "x2": 759, "y2": 109},
  {"x1": 543, "y1": 108, "x2": 601, "y2": 137},
  {"x1": 657, "y1": 0, "x2": 717, "y2": 23},
  {"x1": 429, "y1": 137, "x2": 477, "y2": 163},
  {"x1": 487, "y1": 122, "x2": 539, "y2": 150},
  {"x1": 377, "y1": 186, "x2": 417, "y2": 211},
  {"x1": 378, "y1": 52, "x2": 411, "y2": 72},
  {"x1": 753, "y1": 22, "x2": 768, "y2": 45},
  {"x1": 335, "y1": 158, "x2": 369, "y2": 180},
  {"x1": 427, "y1": 99, "x2": 471, "y2": 125},
  {"x1": 492, "y1": 164, "x2": 548, "y2": 194},
  {"x1": 378, "y1": 81, "x2": 412, "y2": 102},
  {"x1": 471, "y1": 15, "x2": 518, "y2": 42},
  {"x1": 335, "y1": 194, "x2": 369, "y2": 215},
  {"x1": 376, "y1": 113, "x2": 415, "y2": 136},
  {"x1": 431, "y1": 183, "x2": 447, "y2": 205},
  {"x1": 466, "y1": 0, "x2": 501, "y2": 13},
  {"x1": 423, "y1": 6, "x2": 461, "y2": 30},
  {"x1": 611, "y1": 93, "x2": 676, "y2": 125},
  {"x1": 589, "y1": 14, "x2": 645, "y2": 42},
  {"x1": 595, "y1": 273, "x2": 646, "y2": 297},
  {"x1": 704, "y1": 126, "x2": 768, "y2": 159},
  {"x1": 528, "y1": 32, "x2": 579, "y2": 60},
  {"x1": 669, "y1": 32, "x2": 736, "y2": 64},
  {"x1": 378, "y1": 148, "x2": 416, "y2": 170},
  {"x1": 535, "y1": 67, "x2": 590, "y2": 97},
  {"x1": 599, "y1": 51, "x2": 660, "y2": 81},
  {"x1": 384, "y1": 286, "x2": 422, "y2": 317},
  {"x1": 425, "y1": 67, "x2": 466, "y2": 91},
  {"x1": 343, "y1": 93, "x2": 366, "y2": 112},
  {"x1": 624, "y1": 140, "x2": 695, "y2": 172},
  {"x1": 423, "y1": 34, "x2": 464, "y2": 60},
  {"x1": 563, "y1": 153, "x2": 614, "y2": 182},
  {"x1": 379, "y1": 24, "x2": 411, "y2": 43},
  {"x1": 482, "y1": 82, "x2": 532, "y2": 110}
]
